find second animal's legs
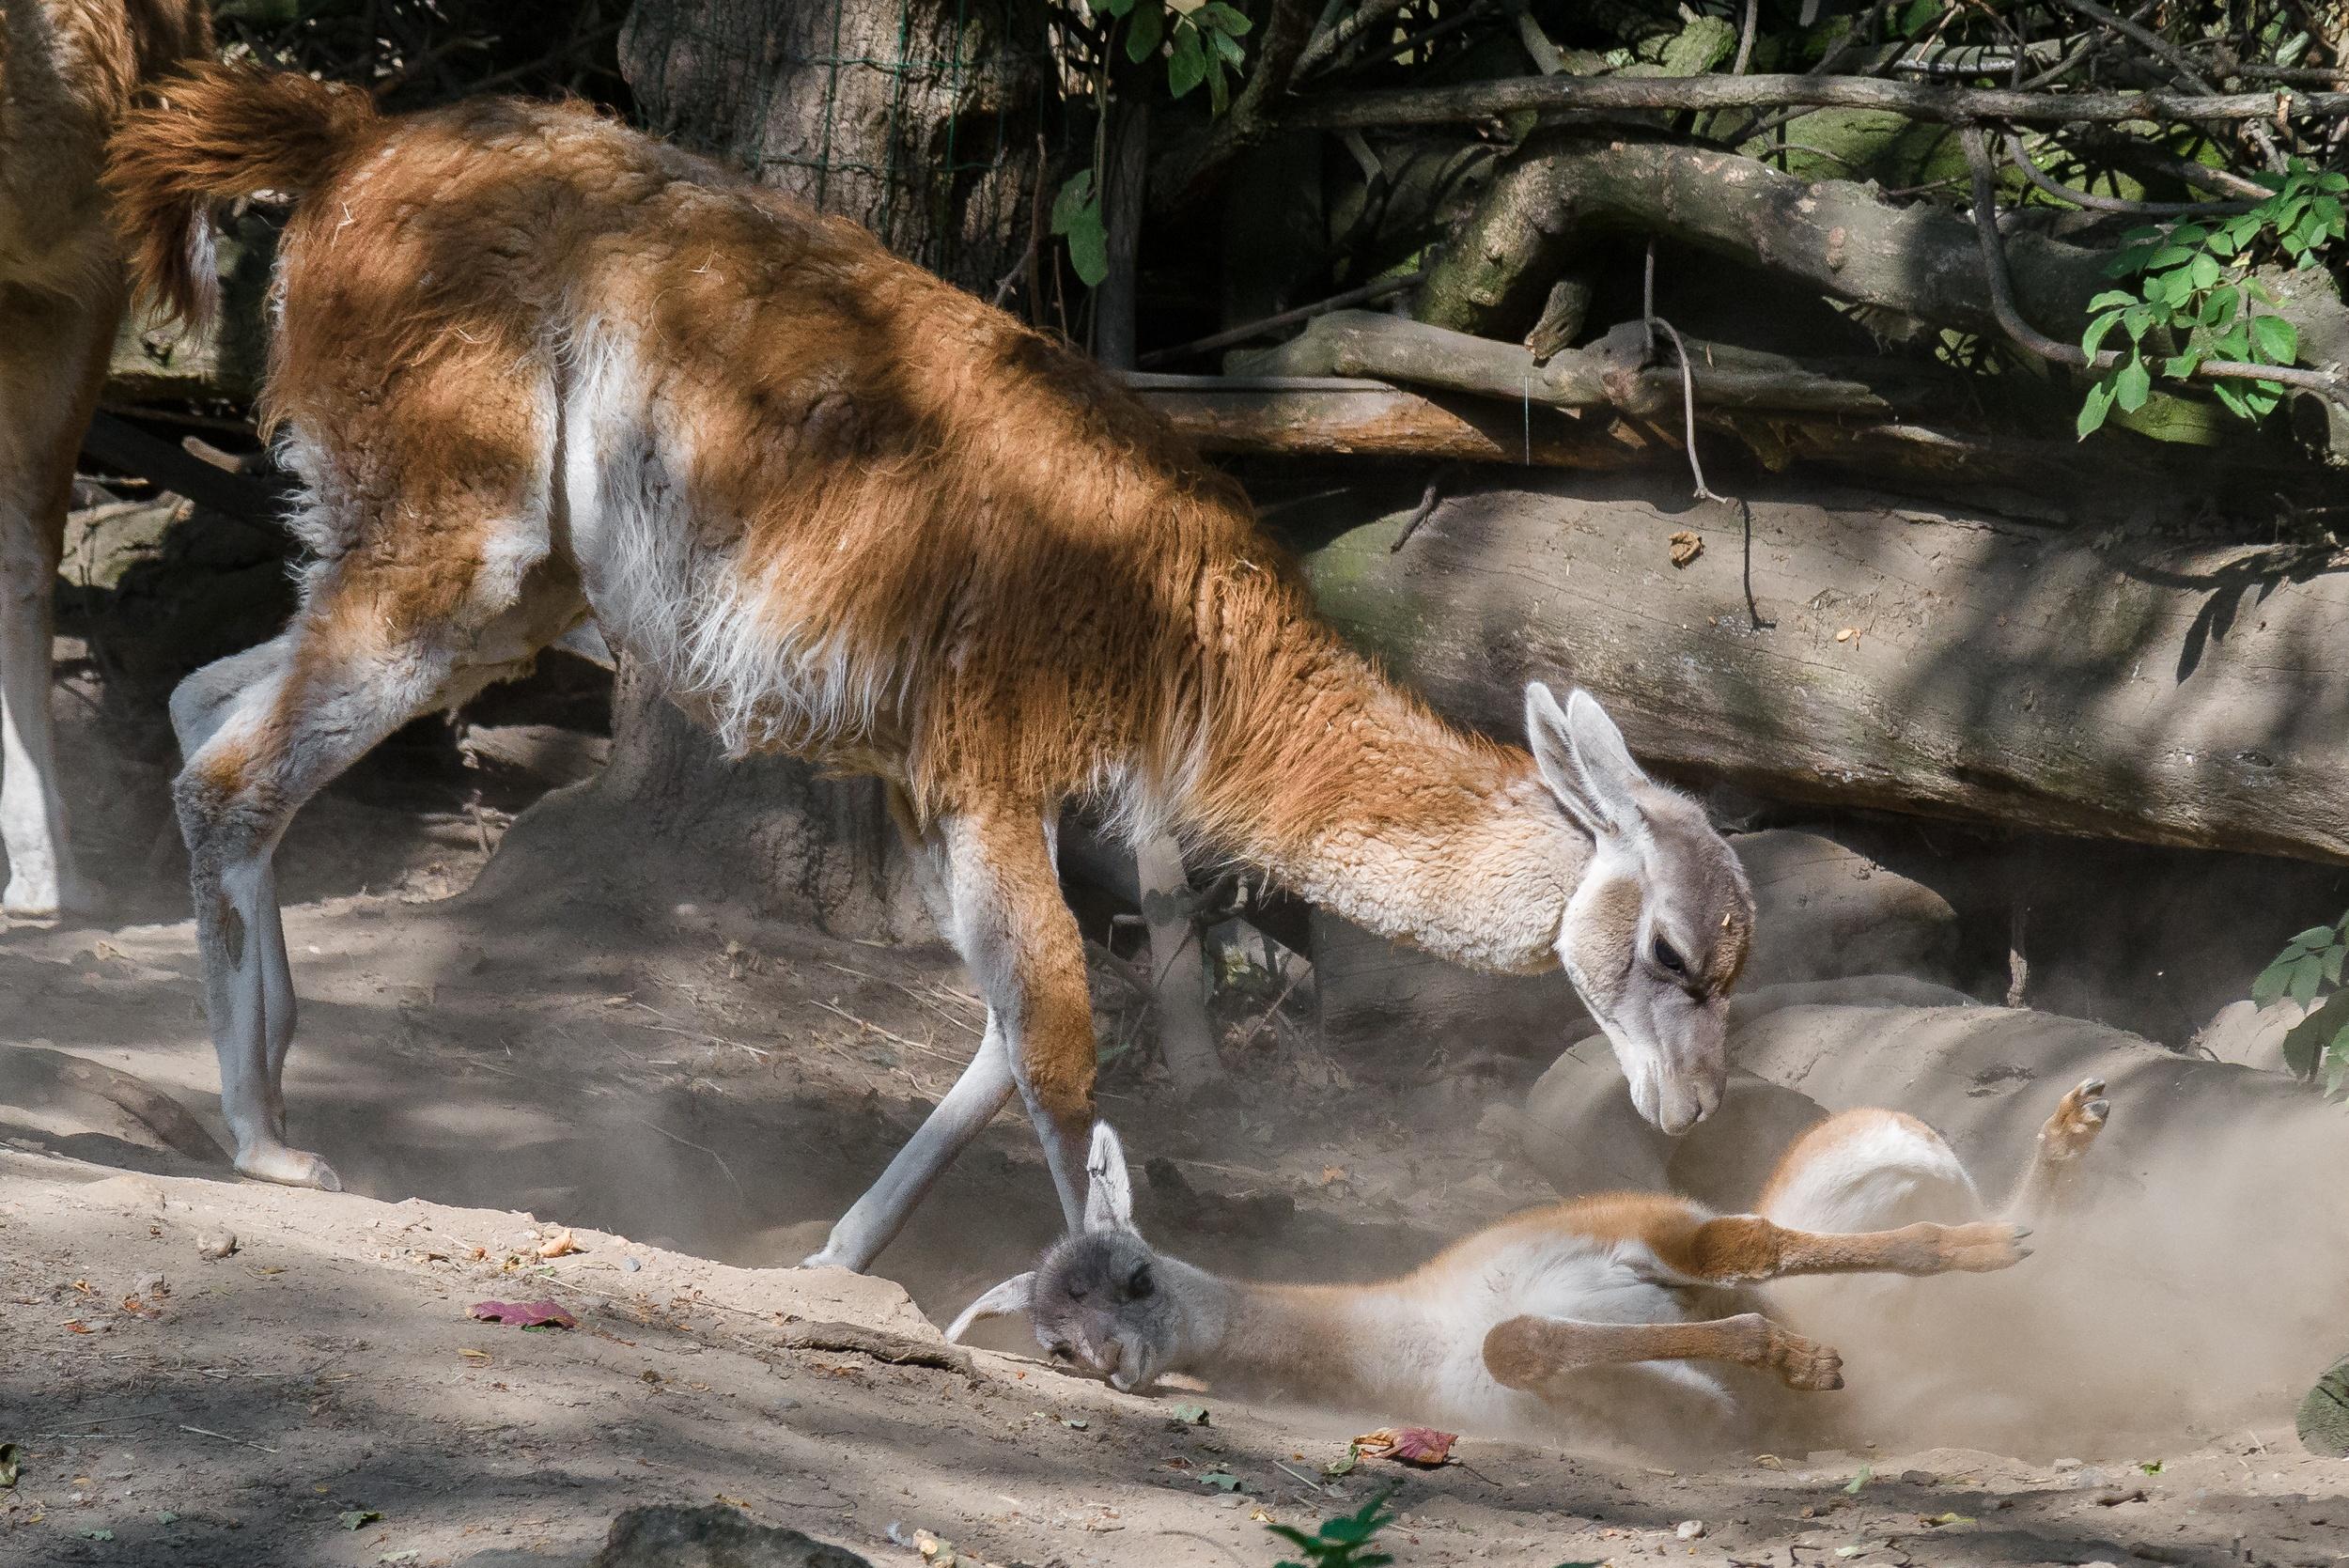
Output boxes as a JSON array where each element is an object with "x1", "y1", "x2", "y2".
[
  {"x1": 2003, "y1": 1077, "x2": 2110, "y2": 1222},
  {"x1": 0, "y1": 287, "x2": 117, "y2": 919},
  {"x1": 807, "y1": 798, "x2": 1095, "y2": 1272},
  {"x1": 1485, "y1": 1312, "x2": 1844, "y2": 1393}
]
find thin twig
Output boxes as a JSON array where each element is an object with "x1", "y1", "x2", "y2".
[
  {"x1": 2003, "y1": 129, "x2": 2251, "y2": 214},
  {"x1": 1733, "y1": 0, "x2": 1760, "y2": 76},
  {"x1": 179, "y1": 1423, "x2": 278, "y2": 1453},
  {"x1": 1139, "y1": 271, "x2": 1423, "y2": 367},
  {"x1": 632, "y1": 1117, "x2": 744, "y2": 1199},
  {"x1": 1390, "y1": 468, "x2": 1449, "y2": 552}
]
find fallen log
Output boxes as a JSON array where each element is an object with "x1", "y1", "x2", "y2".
[{"x1": 1275, "y1": 469, "x2": 2349, "y2": 865}]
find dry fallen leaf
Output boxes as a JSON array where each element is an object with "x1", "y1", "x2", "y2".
[
  {"x1": 469, "y1": 1298, "x2": 577, "y2": 1330},
  {"x1": 1835, "y1": 627, "x2": 1856, "y2": 643},
  {"x1": 537, "y1": 1230, "x2": 581, "y2": 1260},
  {"x1": 1668, "y1": 530, "x2": 1703, "y2": 568},
  {"x1": 1350, "y1": 1425, "x2": 1458, "y2": 1467}
]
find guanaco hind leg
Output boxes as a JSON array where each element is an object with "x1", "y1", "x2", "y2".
[
  {"x1": 1485, "y1": 1312, "x2": 1844, "y2": 1394},
  {"x1": 2005, "y1": 1077, "x2": 2110, "y2": 1221}
]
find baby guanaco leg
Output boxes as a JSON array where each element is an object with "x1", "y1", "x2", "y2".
[
  {"x1": 1485, "y1": 1312, "x2": 1844, "y2": 1394},
  {"x1": 2003, "y1": 1077, "x2": 2110, "y2": 1222},
  {"x1": 1666, "y1": 1213, "x2": 2030, "y2": 1283}
]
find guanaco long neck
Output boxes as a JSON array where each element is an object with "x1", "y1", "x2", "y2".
[
  {"x1": 1181, "y1": 614, "x2": 1585, "y2": 975},
  {"x1": 1160, "y1": 1260, "x2": 1380, "y2": 1403}
]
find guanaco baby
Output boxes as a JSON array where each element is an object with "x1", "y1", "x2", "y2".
[{"x1": 950, "y1": 1079, "x2": 2110, "y2": 1452}]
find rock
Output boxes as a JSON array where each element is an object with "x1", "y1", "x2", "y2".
[
  {"x1": 2297, "y1": 1353, "x2": 2349, "y2": 1457},
  {"x1": 2052, "y1": 1457, "x2": 2083, "y2": 1471},
  {"x1": 589, "y1": 1504, "x2": 873, "y2": 1568},
  {"x1": 1675, "y1": 1519, "x2": 1707, "y2": 1540},
  {"x1": 1734, "y1": 830, "x2": 1960, "y2": 988},
  {"x1": 195, "y1": 1230, "x2": 239, "y2": 1261},
  {"x1": 1900, "y1": 1469, "x2": 1937, "y2": 1486},
  {"x1": 2196, "y1": 998, "x2": 2304, "y2": 1075}
]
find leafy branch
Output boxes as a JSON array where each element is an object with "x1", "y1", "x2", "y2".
[
  {"x1": 1053, "y1": 1, "x2": 1254, "y2": 286},
  {"x1": 2077, "y1": 160, "x2": 2348, "y2": 434},
  {"x1": 2251, "y1": 915, "x2": 2349, "y2": 1099}
]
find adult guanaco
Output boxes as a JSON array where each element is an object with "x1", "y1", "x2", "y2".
[
  {"x1": 0, "y1": 0, "x2": 210, "y2": 919},
  {"x1": 106, "y1": 66, "x2": 1757, "y2": 1271}
]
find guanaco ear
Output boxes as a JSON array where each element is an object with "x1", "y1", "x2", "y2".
[
  {"x1": 945, "y1": 1271, "x2": 1034, "y2": 1343},
  {"x1": 1526, "y1": 683, "x2": 1648, "y2": 837},
  {"x1": 1084, "y1": 1122, "x2": 1137, "y2": 1234}
]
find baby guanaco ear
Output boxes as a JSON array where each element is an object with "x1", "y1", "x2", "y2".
[
  {"x1": 1526, "y1": 682, "x2": 1649, "y2": 837},
  {"x1": 1084, "y1": 1122, "x2": 1138, "y2": 1234},
  {"x1": 945, "y1": 1271, "x2": 1034, "y2": 1343}
]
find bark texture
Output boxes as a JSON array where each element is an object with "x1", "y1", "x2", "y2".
[{"x1": 1279, "y1": 470, "x2": 2349, "y2": 866}]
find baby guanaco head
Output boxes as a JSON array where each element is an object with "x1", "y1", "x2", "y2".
[
  {"x1": 946, "y1": 1124, "x2": 1190, "y2": 1392},
  {"x1": 1525, "y1": 684, "x2": 1755, "y2": 1136}
]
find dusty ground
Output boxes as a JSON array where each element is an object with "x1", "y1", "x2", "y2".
[{"x1": 4, "y1": 672, "x2": 2348, "y2": 1567}]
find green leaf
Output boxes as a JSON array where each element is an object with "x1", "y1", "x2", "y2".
[
  {"x1": 1100, "y1": 0, "x2": 1136, "y2": 13},
  {"x1": 2289, "y1": 925, "x2": 2333, "y2": 950},
  {"x1": 2139, "y1": 1460, "x2": 2164, "y2": 1475},
  {"x1": 2088, "y1": 288, "x2": 2138, "y2": 312},
  {"x1": 2203, "y1": 289, "x2": 2241, "y2": 330},
  {"x1": 2292, "y1": 951, "x2": 2327, "y2": 1009},
  {"x1": 1895, "y1": 0, "x2": 1942, "y2": 36},
  {"x1": 1168, "y1": 1403, "x2": 1210, "y2": 1425},
  {"x1": 340, "y1": 1511, "x2": 384, "y2": 1531},
  {"x1": 1049, "y1": 170, "x2": 1094, "y2": 236},
  {"x1": 2255, "y1": 312, "x2": 2293, "y2": 364},
  {"x1": 0, "y1": 1442, "x2": 17, "y2": 1489},
  {"x1": 2115, "y1": 358, "x2": 2153, "y2": 411},
  {"x1": 1206, "y1": 52, "x2": 1229, "y2": 116},
  {"x1": 1211, "y1": 26, "x2": 1247, "y2": 68},
  {"x1": 2215, "y1": 380, "x2": 2254, "y2": 419},
  {"x1": 2163, "y1": 351, "x2": 2204, "y2": 379},
  {"x1": 1845, "y1": 1466, "x2": 1875, "y2": 1494},
  {"x1": 1200, "y1": 1469, "x2": 1243, "y2": 1492},
  {"x1": 1200, "y1": 1, "x2": 1252, "y2": 34},
  {"x1": 2215, "y1": 322, "x2": 2253, "y2": 360},
  {"x1": 2170, "y1": 224, "x2": 2212, "y2": 246},
  {"x1": 2077, "y1": 379, "x2": 2117, "y2": 438},
  {"x1": 1126, "y1": 1, "x2": 1162, "y2": 62},
  {"x1": 1168, "y1": 25, "x2": 1207, "y2": 97},
  {"x1": 2282, "y1": 993, "x2": 2349, "y2": 1077},
  {"x1": 2148, "y1": 245, "x2": 2197, "y2": 269},
  {"x1": 1065, "y1": 204, "x2": 1108, "y2": 287},
  {"x1": 2082, "y1": 311, "x2": 2124, "y2": 359},
  {"x1": 2189, "y1": 254, "x2": 2223, "y2": 290},
  {"x1": 2123, "y1": 305, "x2": 2155, "y2": 342}
]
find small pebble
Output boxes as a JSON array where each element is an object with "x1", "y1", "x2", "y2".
[
  {"x1": 1901, "y1": 1469, "x2": 1937, "y2": 1486},
  {"x1": 1676, "y1": 1520, "x2": 1706, "y2": 1541},
  {"x1": 622, "y1": 1255, "x2": 643, "y2": 1273},
  {"x1": 194, "y1": 1231, "x2": 238, "y2": 1261}
]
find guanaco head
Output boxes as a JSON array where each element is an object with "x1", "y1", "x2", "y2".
[
  {"x1": 945, "y1": 1124, "x2": 1190, "y2": 1393},
  {"x1": 1525, "y1": 683, "x2": 1755, "y2": 1136}
]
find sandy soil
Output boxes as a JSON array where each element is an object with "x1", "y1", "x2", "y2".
[{"x1": 4, "y1": 722, "x2": 2346, "y2": 1567}]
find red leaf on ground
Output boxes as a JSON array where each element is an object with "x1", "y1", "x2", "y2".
[
  {"x1": 1350, "y1": 1425, "x2": 1457, "y2": 1467},
  {"x1": 468, "y1": 1298, "x2": 577, "y2": 1329}
]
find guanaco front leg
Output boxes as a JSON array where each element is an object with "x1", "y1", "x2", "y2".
[
  {"x1": 1670, "y1": 1214, "x2": 2031, "y2": 1283},
  {"x1": 1485, "y1": 1312, "x2": 1844, "y2": 1394},
  {"x1": 807, "y1": 799, "x2": 1094, "y2": 1273}
]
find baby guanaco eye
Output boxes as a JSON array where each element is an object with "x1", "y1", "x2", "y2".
[
  {"x1": 1127, "y1": 1263, "x2": 1154, "y2": 1299},
  {"x1": 1653, "y1": 937, "x2": 1688, "y2": 975}
]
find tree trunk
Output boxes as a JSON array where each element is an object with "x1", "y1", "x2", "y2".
[
  {"x1": 496, "y1": 0, "x2": 1049, "y2": 938},
  {"x1": 1277, "y1": 468, "x2": 2349, "y2": 867}
]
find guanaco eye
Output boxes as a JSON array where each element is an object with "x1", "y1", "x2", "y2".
[
  {"x1": 1653, "y1": 937, "x2": 1688, "y2": 975},
  {"x1": 1127, "y1": 1263, "x2": 1154, "y2": 1299}
]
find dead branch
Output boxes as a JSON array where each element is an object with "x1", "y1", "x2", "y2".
[{"x1": 1287, "y1": 72, "x2": 2349, "y2": 132}]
